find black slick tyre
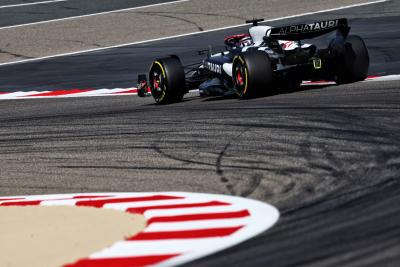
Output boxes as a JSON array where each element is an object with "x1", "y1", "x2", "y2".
[
  {"x1": 335, "y1": 35, "x2": 369, "y2": 84},
  {"x1": 149, "y1": 56, "x2": 186, "y2": 104},
  {"x1": 232, "y1": 50, "x2": 274, "y2": 99}
]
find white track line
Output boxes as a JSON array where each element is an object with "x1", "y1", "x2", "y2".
[
  {"x1": 0, "y1": 0, "x2": 67, "y2": 9},
  {"x1": 1, "y1": 75, "x2": 400, "y2": 101},
  {"x1": 0, "y1": 0, "x2": 190, "y2": 30},
  {"x1": 0, "y1": 192, "x2": 279, "y2": 267},
  {"x1": 0, "y1": 0, "x2": 388, "y2": 67},
  {"x1": 366, "y1": 74, "x2": 400, "y2": 81},
  {"x1": 144, "y1": 218, "x2": 251, "y2": 232}
]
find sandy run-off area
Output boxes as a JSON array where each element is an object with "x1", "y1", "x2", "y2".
[
  {"x1": 0, "y1": 206, "x2": 146, "y2": 267},
  {"x1": 0, "y1": 0, "x2": 378, "y2": 63}
]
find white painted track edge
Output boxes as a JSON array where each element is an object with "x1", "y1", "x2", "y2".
[
  {"x1": 0, "y1": 0, "x2": 67, "y2": 9},
  {"x1": 0, "y1": 0, "x2": 388, "y2": 67},
  {"x1": 0, "y1": 0, "x2": 191, "y2": 30},
  {"x1": 0, "y1": 192, "x2": 280, "y2": 267}
]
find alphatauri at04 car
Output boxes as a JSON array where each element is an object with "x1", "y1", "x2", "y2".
[{"x1": 139, "y1": 18, "x2": 369, "y2": 104}]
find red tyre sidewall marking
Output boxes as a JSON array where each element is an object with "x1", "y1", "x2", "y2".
[{"x1": 1, "y1": 74, "x2": 400, "y2": 100}]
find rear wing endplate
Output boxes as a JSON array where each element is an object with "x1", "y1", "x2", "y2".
[{"x1": 269, "y1": 18, "x2": 349, "y2": 40}]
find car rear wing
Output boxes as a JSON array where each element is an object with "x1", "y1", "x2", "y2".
[{"x1": 269, "y1": 18, "x2": 350, "y2": 40}]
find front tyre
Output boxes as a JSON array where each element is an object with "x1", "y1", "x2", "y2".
[
  {"x1": 335, "y1": 35, "x2": 369, "y2": 84},
  {"x1": 232, "y1": 51, "x2": 274, "y2": 99},
  {"x1": 149, "y1": 56, "x2": 186, "y2": 104}
]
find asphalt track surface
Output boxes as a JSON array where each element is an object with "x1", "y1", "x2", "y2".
[
  {"x1": 0, "y1": 0, "x2": 178, "y2": 27},
  {"x1": 0, "y1": 1, "x2": 400, "y2": 267},
  {"x1": 0, "y1": 1, "x2": 399, "y2": 92}
]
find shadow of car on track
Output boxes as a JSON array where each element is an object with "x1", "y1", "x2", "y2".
[
  {"x1": 201, "y1": 84, "x2": 336, "y2": 102},
  {"x1": 141, "y1": 83, "x2": 336, "y2": 105}
]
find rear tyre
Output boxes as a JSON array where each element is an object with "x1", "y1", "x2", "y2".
[
  {"x1": 149, "y1": 56, "x2": 186, "y2": 104},
  {"x1": 335, "y1": 35, "x2": 369, "y2": 84},
  {"x1": 232, "y1": 51, "x2": 274, "y2": 99}
]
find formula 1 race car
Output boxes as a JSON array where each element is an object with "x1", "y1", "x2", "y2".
[{"x1": 139, "y1": 18, "x2": 369, "y2": 104}]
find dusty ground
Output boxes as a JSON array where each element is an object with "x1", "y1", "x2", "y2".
[
  {"x1": 0, "y1": 206, "x2": 146, "y2": 267},
  {"x1": 0, "y1": 0, "x2": 375, "y2": 63}
]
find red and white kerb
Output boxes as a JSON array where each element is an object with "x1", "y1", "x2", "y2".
[
  {"x1": 0, "y1": 75, "x2": 398, "y2": 100},
  {"x1": 0, "y1": 192, "x2": 279, "y2": 267}
]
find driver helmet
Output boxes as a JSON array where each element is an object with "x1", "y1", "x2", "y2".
[{"x1": 239, "y1": 36, "x2": 253, "y2": 47}]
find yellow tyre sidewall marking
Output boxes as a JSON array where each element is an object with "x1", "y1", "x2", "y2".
[
  {"x1": 234, "y1": 56, "x2": 248, "y2": 96},
  {"x1": 151, "y1": 61, "x2": 167, "y2": 102}
]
